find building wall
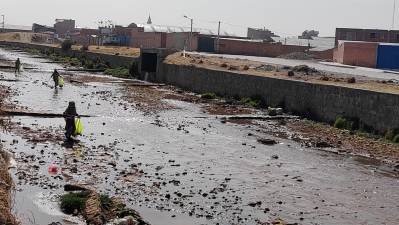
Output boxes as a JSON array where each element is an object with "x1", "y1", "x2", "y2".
[
  {"x1": 54, "y1": 19, "x2": 75, "y2": 36},
  {"x1": 198, "y1": 35, "x2": 216, "y2": 52},
  {"x1": 310, "y1": 48, "x2": 334, "y2": 61},
  {"x1": 218, "y1": 39, "x2": 308, "y2": 57},
  {"x1": 130, "y1": 31, "x2": 198, "y2": 50},
  {"x1": 130, "y1": 32, "x2": 163, "y2": 48},
  {"x1": 333, "y1": 41, "x2": 378, "y2": 68},
  {"x1": 333, "y1": 44, "x2": 345, "y2": 64},
  {"x1": 335, "y1": 28, "x2": 399, "y2": 46},
  {"x1": 165, "y1": 32, "x2": 198, "y2": 51},
  {"x1": 376, "y1": 44, "x2": 399, "y2": 69},
  {"x1": 32, "y1": 23, "x2": 55, "y2": 33},
  {"x1": 157, "y1": 63, "x2": 399, "y2": 134}
]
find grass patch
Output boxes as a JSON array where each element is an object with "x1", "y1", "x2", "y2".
[
  {"x1": 334, "y1": 117, "x2": 399, "y2": 144},
  {"x1": 240, "y1": 97, "x2": 261, "y2": 108},
  {"x1": 201, "y1": 92, "x2": 218, "y2": 100},
  {"x1": 25, "y1": 48, "x2": 41, "y2": 55},
  {"x1": 49, "y1": 54, "x2": 82, "y2": 67},
  {"x1": 334, "y1": 116, "x2": 358, "y2": 130},
  {"x1": 393, "y1": 135, "x2": 399, "y2": 143},
  {"x1": 104, "y1": 67, "x2": 130, "y2": 78},
  {"x1": 60, "y1": 191, "x2": 90, "y2": 215},
  {"x1": 100, "y1": 194, "x2": 112, "y2": 210},
  {"x1": 116, "y1": 207, "x2": 137, "y2": 218}
]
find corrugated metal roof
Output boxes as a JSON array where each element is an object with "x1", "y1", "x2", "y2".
[{"x1": 136, "y1": 23, "x2": 236, "y2": 36}]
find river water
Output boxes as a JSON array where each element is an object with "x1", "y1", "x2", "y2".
[{"x1": 0, "y1": 47, "x2": 398, "y2": 225}]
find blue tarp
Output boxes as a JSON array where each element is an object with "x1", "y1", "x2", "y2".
[{"x1": 377, "y1": 44, "x2": 399, "y2": 69}]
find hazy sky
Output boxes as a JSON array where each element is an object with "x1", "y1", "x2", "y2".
[{"x1": 0, "y1": 0, "x2": 396, "y2": 37}]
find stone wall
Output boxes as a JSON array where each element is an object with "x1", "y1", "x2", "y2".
[{"x1": 158, "y1": 63, "x2": 399, "y2": 133}]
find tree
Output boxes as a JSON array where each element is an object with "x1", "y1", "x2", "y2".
[{"x1": 61, "y1": 40, "x2": 73, "y2": 51}]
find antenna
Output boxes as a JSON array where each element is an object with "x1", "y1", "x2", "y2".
[{"x1": 392, "y1": 0, "x2": 397, "y2": 29}]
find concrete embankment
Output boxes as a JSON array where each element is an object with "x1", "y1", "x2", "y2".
[
  {"x1": 0, "y1": 41, "x2": 138, "y2": 68},
  {"x1": 2, "y1": 42, "x2": 398, "y2": 134},
  {"x1": 157, "y1": 63, "x2": 399, "y2": 134}
]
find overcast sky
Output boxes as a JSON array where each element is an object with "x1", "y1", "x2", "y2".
[{"x1": 0, "y1": 0, "x2": 396, "y2": 37}]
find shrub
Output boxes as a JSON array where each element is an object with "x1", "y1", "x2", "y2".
[
  {"x1": 104, "y1": 67, "x2": 130, "y2": 78},
  {"x1": 100, "y1": 194, "x2": 112, "y2": 210},
  {"x1": 201, "y1": 92, "x2": 217, "y2": 100},
  {"x1": 61, "y1": 40, "x2": 73, "y2": 51},
  {"x1": 334, "y1": 116, "x2": 358, "y2": 131},
  {"x1": 26, "y1": 48, "x2": 41, "y2": 55},
  {"x1": 393, "y1": 134, "x2": 399, "y2": 143},
  {"x1": 60, "y1": 191, "x2": 90, "y2": 214},
  {"x1": 240, "y1": 97, "x2": 261, "y2": 108},
  {"x1": 385, "y1": 129, "x2": 396, "y2": 141}
]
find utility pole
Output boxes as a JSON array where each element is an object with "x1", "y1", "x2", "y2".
[
  {"x1": 216, "y1": 21, "x2": 221, "y2": 53},
  {"x1": 189, "y1": 18, "x2": 193, "y2": 51},
  {"x1": 1, "y1": 15, "x2": 4, "y2": 32},
  {"x1": 393, "y1": 0, "x2": 397, "y2": 29},
  {"x1": 184, "y1": 15, "x2": 193, "y2": 51}
]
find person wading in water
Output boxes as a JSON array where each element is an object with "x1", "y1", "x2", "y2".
[
  {"x1": 50, "y1": 69, "x2": 60, "y2": 88},
  {"x1": 15, "y1": 58, "x2": 21, "y2": 74},
  {"x1": 63, "y1": 101, "x2": 78, "y2": 146}
]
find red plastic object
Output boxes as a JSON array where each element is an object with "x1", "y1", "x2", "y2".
[{"x1": 48, "y1": 164, "x2": 58, "y2": 174}]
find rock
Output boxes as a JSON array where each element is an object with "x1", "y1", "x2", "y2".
[
  {"x1": 347, "y1": 77, "x2": 356, "y2": 83},
  {"x1": 257, "y1": 138, "x2": 277, "y2": 146},
  {"x1": 293, "y1": 65, "x2": 318, "y2": 74},
  {"x1": 315, "y1": 141, "x2": 333, "y2": 148},
  {"x1": 64, "y1": 184, "x2": 89, "y2": 192},
  {"x1": 268, "y1": 107, "x2": 283, "y2": 116},
  {"x1": 248, "y1": 201, "x2": 262, "y2": 207},
  {"x1": 271, "y1": 155, "x2": 279, "y2": 160}
]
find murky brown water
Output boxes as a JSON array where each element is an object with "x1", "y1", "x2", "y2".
[{"x1": 0, "y1": 47, "x2": 398, "y2": 225}]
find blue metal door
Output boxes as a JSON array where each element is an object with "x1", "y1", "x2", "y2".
[{"x1": 377, "y1": 44, "x2": 399, "y2": 69}]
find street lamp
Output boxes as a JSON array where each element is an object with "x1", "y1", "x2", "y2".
[
  {"x1": 1, "y1": 15, "x2": 5, "y2": 32},
  {"x1": 184, "y1": 15, "x2": 193, "y2": 51}
]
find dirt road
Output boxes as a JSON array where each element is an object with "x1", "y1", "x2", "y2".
[{"x1": 0, "y1": 47, "x2": 398, "y2": 225}]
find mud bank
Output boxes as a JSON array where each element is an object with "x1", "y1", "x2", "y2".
[
  {"x1": 155, "y1": 62, "x2": 399, "y2": 134},
  {"x1": 0, "y1": 41, "x2": 138, "y2": 69},
  {"x1": 0, "y1": 148, "x2": 17, "y2": 225}
]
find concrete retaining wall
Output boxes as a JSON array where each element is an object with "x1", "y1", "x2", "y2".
[
  {"x1": 0, "y1": 41, "x2": 138, "y2": 68},
  {"x1": 158, "y1": 63, "x2": 399, "y2": 133}
]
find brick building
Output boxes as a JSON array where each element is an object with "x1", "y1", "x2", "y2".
[
  {"x1": 72, "y1": 28, "x2": 99, "y2": 46},
  {"x1": 54, "y1": 19, "x2": 75, "y2": 37},
  {"x1": 130, "y1": 31, "x2": 198, "y2": 50},
  {"x1": 217, "y1": 38, "x2": 308, "y2": 57},
  {"x1": 335, "y1": 28, "x2": 399, "y2": 46}
]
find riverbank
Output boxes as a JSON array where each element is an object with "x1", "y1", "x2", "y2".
[
  {"x1": 1, "y1": 45, "x2": 399, "y2": 225},
  {"x1": 0, "y1": 84, "x2": 18, "y2": 225}
]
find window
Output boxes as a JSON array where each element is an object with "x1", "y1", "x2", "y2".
[
  {"x1": 370, "y1": 33, "x2": 377, "y2": 39},
  {"x1": 396, "y1": 34, "x2": 399, "y2": 42}
]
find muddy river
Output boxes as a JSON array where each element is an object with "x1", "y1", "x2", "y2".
[{"x1": 0, "y1": 47, "x2": 398, "y2": 225}]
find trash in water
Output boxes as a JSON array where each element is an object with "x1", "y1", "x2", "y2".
[{"x1": 48, "y1": 164, "x2": 59, "y2": 174}]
